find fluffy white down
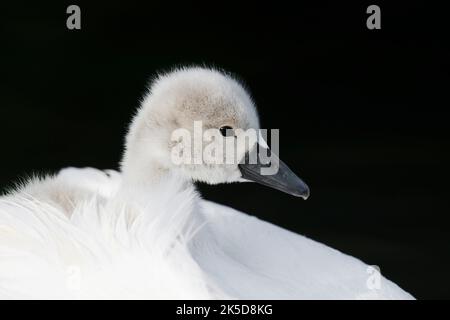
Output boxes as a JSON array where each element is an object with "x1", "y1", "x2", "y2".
[
  {"x1": 0, "y1": 168, "x2": 226, "y2": 299},
  {"x1": 0, "y1": 167, "x2": 413, "y2": 299}
]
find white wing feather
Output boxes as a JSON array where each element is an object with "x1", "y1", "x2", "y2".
[{"x1": 194, "y1": 201, "x2": 413, "y2": 299}]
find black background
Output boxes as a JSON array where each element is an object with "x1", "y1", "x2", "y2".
[{"x1": 0, "y1": 1, "x2": 449, "y2": 299}]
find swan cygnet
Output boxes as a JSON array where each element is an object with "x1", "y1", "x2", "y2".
[{"x1": 0, "y1": 67, "x2": 413, "y2": 299}]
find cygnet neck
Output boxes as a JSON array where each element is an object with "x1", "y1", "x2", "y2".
[{"x1": 120, "y1": 148, "x2": 193, "y2": 192}]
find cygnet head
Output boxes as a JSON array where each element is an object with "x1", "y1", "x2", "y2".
[{"x1": 121, "y1": 67, "x2": 309, "y2": 199}]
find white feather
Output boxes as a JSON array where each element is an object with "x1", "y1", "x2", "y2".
[{"x1": 0, "y1": 170, "x2": 226, "y2": 299}]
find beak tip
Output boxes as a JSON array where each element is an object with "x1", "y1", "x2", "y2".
[
  {"x1": 293, "y1": 183, "x2": 310, "y2": 200},
  {"x1": 297, "y1": 189, "x2": 310, "y2": 200}
]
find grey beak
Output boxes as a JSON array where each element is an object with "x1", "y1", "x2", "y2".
[{"x1": 238, "y1": 145, "x2": 310, "y2": 199}]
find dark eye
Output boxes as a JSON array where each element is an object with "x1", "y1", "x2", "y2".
[{"x1": 219, "y1": 126, "x2": 234, "y2": 137}]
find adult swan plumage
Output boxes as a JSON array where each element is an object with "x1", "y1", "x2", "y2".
[{"x1": 0, "y1": 67, "x2": 413, "y2": 299}]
